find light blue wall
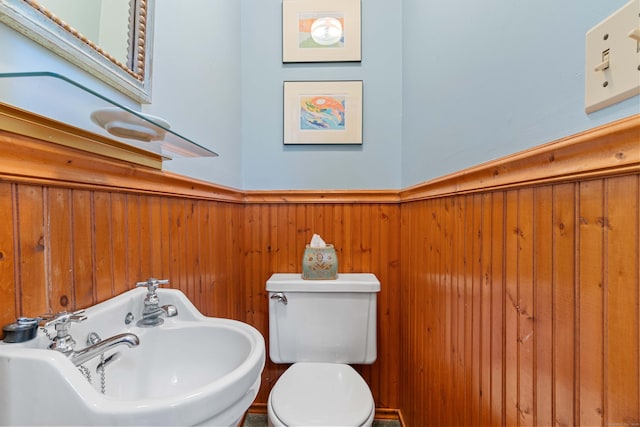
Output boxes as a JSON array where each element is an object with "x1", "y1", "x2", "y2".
[
  {"x1": 152, "y1": 0, "x2": 243, "y2": 188},
  {"x1": 401, "y1": 0, "x2": 640, "y2": 187},
  {"x1": 1, "y1": 1, "x2": 638, "y2": 190},
  {"x1": 240, "y1": 0, "x2": 403, "y2": 190}
]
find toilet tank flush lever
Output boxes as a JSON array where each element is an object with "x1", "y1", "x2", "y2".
[{"x1": 270, "y1": 292, "x2": 288, "y2": 305}]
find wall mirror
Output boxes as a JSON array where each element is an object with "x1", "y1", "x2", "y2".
[{"x1": 0, "y1": 0, "x2": 154, "y2": 102}]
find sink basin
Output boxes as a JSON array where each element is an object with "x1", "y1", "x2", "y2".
[{"x1": 0, "y1": 287, "x2": 265, "y2": 426}]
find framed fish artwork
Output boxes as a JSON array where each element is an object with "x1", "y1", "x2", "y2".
[{"x1": 283, "y1": 81, "x2": 363, "y2": 145}]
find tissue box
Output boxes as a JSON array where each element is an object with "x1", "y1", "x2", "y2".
[{"x1": 302, "y1": 244, "x2": 338, "y2": 280}]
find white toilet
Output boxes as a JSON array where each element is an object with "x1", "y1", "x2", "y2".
[{"x1": 266, "y1": 273, "x2": 380, "y2": 427}]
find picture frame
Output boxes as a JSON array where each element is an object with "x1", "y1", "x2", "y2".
[
  {"x1": 283, "y1": 80, "x2": 363, "y2": 145},
  {"x1": 282, "y1": 0, "x2": 361, "y2": 63}
]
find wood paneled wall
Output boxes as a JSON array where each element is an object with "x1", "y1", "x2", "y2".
[
  {"x1": 0, "y1": 124, "x2": 246, "y2": 332},
  {"x1": 0, "y1": 183, "x2": 402, "y2": 410},
  {"x1": 400, "y1": 178, "x2": 639, "y2": 426},
  {"x1": 0, "y1": 110, "x2": 638, "y2": 425},
  {"x1": 400, "y1": 115, "x2": 640, "y2": 426},
  {"x1": 0, "y1": 182, "x2": 244, "y2": 323}
]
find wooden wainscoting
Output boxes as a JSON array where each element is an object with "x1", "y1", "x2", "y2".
[
  {"x1": 0, "y1": 127, "x2": 246, "y2": 328},
  {"x1": 399, "y1": 115, "x2": 640, "y2": 426},
  {"x1": 0, "y1": 183, "x2": 245, "y2": 322}
]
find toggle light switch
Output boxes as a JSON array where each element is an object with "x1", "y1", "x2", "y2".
[
  {"x1": 585, "y1": 0, "x2": 640, "y2": 113},
  {"x1": 594, "y1": 49, "x2": 611, "y2": 72}
]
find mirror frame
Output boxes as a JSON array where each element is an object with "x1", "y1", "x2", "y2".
[{"x1": 0, "y1": 0, "x2": 154, "y2": 103}]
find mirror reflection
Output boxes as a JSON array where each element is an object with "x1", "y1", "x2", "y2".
[
  {"x1": 1, "y1": 0, "x2": 153, "y2": 102},
  {"x1": 35, "y1": 0, "x2": 133, "y2": 67}
]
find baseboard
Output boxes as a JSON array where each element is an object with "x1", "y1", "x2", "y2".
[
  {"x1": 373, "y1": 407, "x2": 402, "y2": 421},
  {"x1": 247, "y1": 403, "x2": 267, "y2": 414},
  {"x1": 245, "y1": 403, "x2": 405, "y2": 426},
  {"x1": 396, "y1": 409, "x2": 407, "y2": 427}
]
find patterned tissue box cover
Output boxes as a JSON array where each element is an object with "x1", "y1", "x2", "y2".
[{"x1": 302, "y1": 244, "x2": 338, "y2": 280}]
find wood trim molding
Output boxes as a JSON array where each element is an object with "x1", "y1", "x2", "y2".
[
  {"x1": 399, "y1": 114, "x2": 640, "y2": 202},
  {"x1": 0, "y1": 130, "x2": 244, "y2": 203},
  {"x1": 0, "y1": 102, "x2": 636, "y2": 205},
  {"x1": 245, "y1": 115, "x2": 639, "y2": 204},
  {"x1": 0, "y1": 102, "x2": 165, "y2": 168},
  {"x1": 244, "y1": 189, "x2": 399, "y2": 204}
]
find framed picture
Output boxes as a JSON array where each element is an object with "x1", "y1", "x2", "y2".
[
  {"x1": 284, "y1": 80, "x2": 363, "y2": 145},
  {"x1": 282, "y1": 0, "x2": 361, "y2": 63}
]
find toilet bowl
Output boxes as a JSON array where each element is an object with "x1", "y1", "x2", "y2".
[{"x1": 267, "y1": 363, "x2": 375, "y2": 427}]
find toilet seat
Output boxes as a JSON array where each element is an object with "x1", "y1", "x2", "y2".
[{"x1": 270, "y1": 362, "x2": 374, "y2": 426}]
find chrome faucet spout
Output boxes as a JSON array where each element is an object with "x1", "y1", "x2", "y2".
[
  {"x1": 70, "y1": 333, "x2": 139, "y2": 366},
  {"x1": 160, "y1": 304, "x2": 178, "y2": 317}
]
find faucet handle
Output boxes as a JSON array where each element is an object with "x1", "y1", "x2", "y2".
[
  {"x1": 43, "y1": 310, "x2": 87, "y2": 331},
  {"x1": 135, "y1": 278, "x2": 170, "y2": 294},
  {"x1": 42, "y1": 310, "x2": 86, "y2": 353}
]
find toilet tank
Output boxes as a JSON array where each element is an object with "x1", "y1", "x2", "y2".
[{"x1": 266, "y1": 273, "x2": 380, "y2": 364}]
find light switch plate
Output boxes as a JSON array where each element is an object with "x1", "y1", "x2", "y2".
[{"x1": 585, "y1": 0, "x2": 640, "y2": 113}]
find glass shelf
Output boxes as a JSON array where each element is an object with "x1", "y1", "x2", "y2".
[{"x1": 0, "y1": 71, "x2": 218, "y2": 159}]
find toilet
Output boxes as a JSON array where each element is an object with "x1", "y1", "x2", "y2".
[{"x1": 266, "y1": 273, "x2": 380, "y2": 427}]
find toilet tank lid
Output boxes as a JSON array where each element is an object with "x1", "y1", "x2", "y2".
[{"x1": 267, "y1": 273, "x2": 380, "y2": 292}]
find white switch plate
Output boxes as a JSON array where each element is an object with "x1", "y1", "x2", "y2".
[{"x1": 585, "y1": 0, "x2": 640, "y2": 113}]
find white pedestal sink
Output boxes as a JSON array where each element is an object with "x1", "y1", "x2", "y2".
[{"x1": 0, "y1": 287, "x2": 265, "y2": 426}]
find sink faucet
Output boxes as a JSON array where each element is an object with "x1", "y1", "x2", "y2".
[
  {"x1": 70, "y1": 333, "x2": 139, "y2": 366},
  {"x1": 135, "y1": 278, "x2": 178, "y2": 327},
  {"x1": 42, "y1": 311, "x2": 140, "y2": 366}
]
